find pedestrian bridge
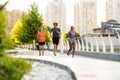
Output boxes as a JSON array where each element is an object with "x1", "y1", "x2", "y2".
[
  {"x1": 18, "y1": 32, "x2": 120, "y2": 61},
  {"x1": 13, "y1": 32, "x2": 120, "y2": 80},
  {"x1": 47, "y1": 33, "x2": 120, "y2": 61},
  {"x1": 8, "y1": 48, "x2": 120, "y2": 80}
]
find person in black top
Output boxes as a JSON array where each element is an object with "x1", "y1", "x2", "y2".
[{"x1": 51, "y1": 22, "x2": 61, "y2": 56}]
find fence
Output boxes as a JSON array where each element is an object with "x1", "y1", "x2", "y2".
[
  {"x1": 48, "y1": 32, "x2": 120, "y2": 54},
  {"x1": 18, "y1": 32, "x2": 120, "y2": 54}
]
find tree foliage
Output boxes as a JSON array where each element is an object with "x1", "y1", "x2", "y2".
[
  {"x1": 11, "y1": 3, "x2": 52, "y2": 44},
  {"x1": 0, "y1": 3, "x2": 31, "y2": 80},
  {"x1": 20, "y1": 2, "x2": 43, "y2": 43},
  {"x1": 43, "y1": 25, "x2": 51, "y2": 42},
  {"x1": 0, "y1": 12, "x2": 6, "y2": 34},
  {"x1": 0, "y1": 11, "x2": 6, "y2": 51},
  {"x1": 0, "y1": 9, "x2": 15, "y2": 51},
  {"x1": 11, "y1": 19, "x2": 22, "y2": 44}
]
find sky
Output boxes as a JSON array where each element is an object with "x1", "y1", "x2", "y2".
[
  {"x1": 0, "y1": 0, "x2": 106, "y2": 26},
  {"x1": 97, "y1": 0, "x2": 106, "y2": 26},
  {"x1": 0, "y1": 0, "x2": 49, "y2": 13}
]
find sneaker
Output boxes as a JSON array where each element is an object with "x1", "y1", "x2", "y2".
[
  {"x1": 67, "y1": 52, "x2": 69, "y2": 56},
  {"x1": 54, "y1": 52, "x2": 56, "y2": 56},
  {"x1": 72, "y1": 55, "x2": 74, "y2": 57}
]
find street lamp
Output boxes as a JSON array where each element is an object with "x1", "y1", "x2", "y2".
[{"x1": 59, "y1": 0, "x2": 64, "y2": 53}]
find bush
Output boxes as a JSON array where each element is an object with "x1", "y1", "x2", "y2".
[
  {"x1": 0, "y1": 55, "x2": 31, "y2": 80},
  {"x1": 0, "y1": 6, "x2": 31, "y2": 80},
  {"x1": 2, "y1": 36, "x2": 15, "y2": 49}
]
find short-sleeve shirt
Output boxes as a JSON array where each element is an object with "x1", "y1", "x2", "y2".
[
  {"x1": 51, "y1": 28, "x2": 61, "y2": 38},
  {"x1": 37, "y1": 31, "x2": 45, "y2": 42}
]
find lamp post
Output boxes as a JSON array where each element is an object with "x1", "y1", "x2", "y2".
[{"x1": 59, "y1": 0, "x2": 64, "y2": 53}]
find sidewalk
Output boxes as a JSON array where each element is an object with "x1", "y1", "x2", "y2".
[{"x1": 10, "y1": 49, "x2": 120, "y2": 80}]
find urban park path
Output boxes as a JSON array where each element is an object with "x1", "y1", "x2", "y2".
[{"x1": 7, "y1": 48, "x2": 120, "y2": 80}]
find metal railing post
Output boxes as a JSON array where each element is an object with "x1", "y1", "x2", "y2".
[
  {"x1": 108, "y1": 33, "x2": 114, "y2": 53},
  {"x1": 115, "y1": 32, "x2": 120, "y2": 53},
  {"x1": 85, "y1": 37, "x2": 89, "y2": 51},
  {"x1": 100, "y1": 34, "x2": 106, "y2": 52},
  {"x1": 89, "y1": 36, "x2": 93, "y2": 52},
  {"x1": 81, "y1": 37, "x2": 85, "y2": 51},
  {"x1": 94, "y1": 36, "x2": 99, "y2": 52}
]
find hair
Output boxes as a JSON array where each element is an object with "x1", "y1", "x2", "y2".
[
  {"x1": 39, "y1": 27, "x2": 43, "y2": 31},
  {"x1": 70, "y1": 26, "x2": 75, "y2": 31},
  {"x1": 53, "y1": 22, "x2": 58, "y2": 26},
  {"x1": 71, "y1": 26, "x2": 74, "y2": 28}
]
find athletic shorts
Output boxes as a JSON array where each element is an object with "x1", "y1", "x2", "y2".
[
  {"x1": 38, "y1": 42, "x2": 45, "y2": 45},
  {"x1": 52, "y1": 37, "x2": 60, "y2": 45},
  {"x1": 68, "y1": 38, "x2": 76, "y2": 43}
]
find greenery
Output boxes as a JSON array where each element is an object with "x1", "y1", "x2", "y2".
[
  {"x1": 0, "y1": 8, "x2": 15, "y2": 50},
  {"x1": 43, "y1": 24, "x2": 51, "y2": 42},
  {"x1": 17, "y1": 2, "x2": 43, "y2": 44},
  {"x1": 0, "y1": 55, "x2": 31, "y2": 80},
  {"x1": 11, "y1": 19, "x2": 22, "y2": 44},
  {"x1": 0, "y1": 10, "x2": 6, "y2": 51},
  {"x1": 21, "y1": 4, "x2": 43, "y2": 43},
  {"x1": 11, "y1": 2, "x2": 52, "y2": 45},
  {"x1": 62, "y1": 32, "x2": 68, "y2": 43},
  {"x1": 0, "y1": 3, "x2": 32, "y2": 80}
]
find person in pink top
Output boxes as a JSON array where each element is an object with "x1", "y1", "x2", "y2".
[{"x1": 37, "y1": 27, "x2": 45, "y2": 56}]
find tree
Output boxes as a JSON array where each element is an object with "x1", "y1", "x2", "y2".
[
  {"x1": 0, "y1": 4, "x2": 15, "y2": 51},
  {"x1": 43, "y1": 24, "x2": 51, "y2": 42},
  {"x1": 43, "y1": 24, "x2": 51, "y2": 49},
  {"x1": 0, "y1": 10, "x2": 6, "y2": 51},
  {"x1": 11, "y1": 19, "x2": 22, "y2": 44},
  {"x1": 0, "y1": 3, "x2": 31, "y2": 80},
  {"x1": 20, "y1": 2, "x2": 43, "y2": 44}
]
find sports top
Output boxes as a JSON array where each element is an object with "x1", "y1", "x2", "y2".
[{"x1": 37, "y1": 32, "x2": 45, "y2": 42}]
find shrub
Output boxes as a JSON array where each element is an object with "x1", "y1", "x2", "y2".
[{"x1": 0, "y1": 55, "x2": 31, "y2": 80}]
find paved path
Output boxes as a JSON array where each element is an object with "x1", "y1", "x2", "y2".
[{"x1": 10, "y1": 48, "x2": 120, "y2": 80}]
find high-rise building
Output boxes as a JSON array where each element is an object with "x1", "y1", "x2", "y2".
[
  {"x1": 106, "y1": 0, "x2": 120, "y2": 22},
  {"x1": 74, "y1": 0, "x2": 97, "y2": 35},
  {"x1": 45, "y1": 0, "x2": 66, "y2": 32},
  {"x1": 6, "y1": 10, "x2": 23, "y2": 36}
]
